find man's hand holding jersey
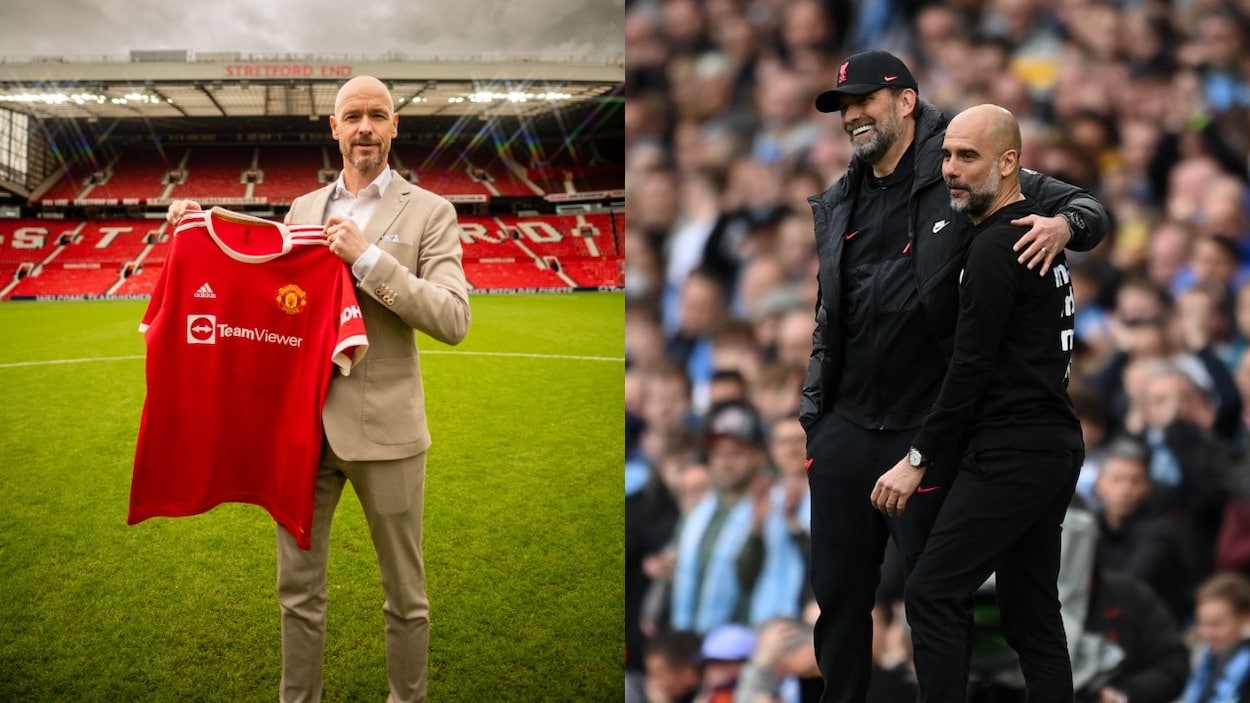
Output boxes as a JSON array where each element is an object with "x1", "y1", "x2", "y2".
[
  {"x1": 166, "y1": 199, "x2": 202, "y2": 226},
  {"x1": 323, "y1": 214, "x2": 368, "y2": 265},
  {"x1": 167, "y1": 201, "x2": 366, "y2": 266}
]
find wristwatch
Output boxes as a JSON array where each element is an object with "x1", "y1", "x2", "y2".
[
  {"x1": 1060, "y1": 210, "x2": 1087, "y2": 241},
  {"x1": 907, "y1": 447, "x2": 930, "y2": 469}
]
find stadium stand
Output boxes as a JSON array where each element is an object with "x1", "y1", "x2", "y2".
[
  {"x1": 0, "y1": 218, "x2": 166, "y2": 299},
  {"x1": 391, "y1": 146, "x2": 494, "y2": 199},
  {"x1": 251, "y1": 145, "x2": 329, "y2": 204},
  {"x1": 168, "y1": 145, "x2": 255, "y2": 200},
  {"x1": 82, "y1": 146, "x2": 189, "y2": 202},
  {"x1": 454, "y1": 212, "x2": 622, "y2": 290},
  {"x1": 1, "y1": 201, "x2": 623, "y2": 299},
  {"x1": 1, "y1": 207, "x2": 624, "y2": 299},
  {"x1": 40, "y1": 170, "x2": 88, "y2": 204}
]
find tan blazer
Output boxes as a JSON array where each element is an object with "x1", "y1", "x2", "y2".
[{"x1": 286, "y1": 171, "x2": 471, "y2": 462}]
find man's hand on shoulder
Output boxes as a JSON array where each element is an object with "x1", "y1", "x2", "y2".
[
  {"x1": 166, "y1": 199, "x2": 201, "y2": 226},
  {"x1": 1010, "y1": 213, "x2": 1071, "y2": 276}
]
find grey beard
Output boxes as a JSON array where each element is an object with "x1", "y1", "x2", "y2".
[
  {"x1": 347, "y1": 153, "x2": 385, "y2": 172},
  {"x1": 951, "y1": 190, "x2": 995, "y2": 218},
  {"x1": 952, "y1": 169, "x2": 1002, "y2": 218},
  {"x1": 853, "y1": 130, "x2": 892, "y2": 165}
]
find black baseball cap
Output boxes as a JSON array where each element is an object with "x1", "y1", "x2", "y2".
[
  {"x1": 815, "y1": 50, "x2": 919, "y2": 113},
  {"x1": 704, "y1": 400, "x2": 767, "y2": 448}
]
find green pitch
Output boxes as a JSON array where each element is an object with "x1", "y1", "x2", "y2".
[{"x1": 0, "y1": 293, "x2": 623, "y2": 702}]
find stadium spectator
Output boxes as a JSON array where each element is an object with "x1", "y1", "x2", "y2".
[
  {"x1": 671, "y1": 400, "x2": 770, "y2": 635},
  {"x1": 773, "y1": 213, "x2": 817, "y2": 284},
  {"x1": 170, "y1": 74, "x2": 469, "y2": 703},
  {"x1": 1226, "y1": 282, "x2": 1250, "y2": 374},
  {"x1": 627, "y1": 306, "x2": 670, "y2": 372},
  {"x1": 1216, "y1": 453, "x2": 1250, "y2": 579},
  {"x1": 733, "y1": 615, "x2": 819, "y2": 703},
  {"x1": 1095, "y1": 281, "x2": 1243, "y2": 444},
  {"x1": 1184, "y1": 234, "x2": 1243, "y2": 299},
  {"x1": 1146, "y1": 220, "x2": 1194, "y2": 295},
  {"x1": 696, "y1": 623, "x2": 757, "y2": 703},
  {"x1": 638, "y1": 363, "x2": 697, "y2": 466},
  {"x1": 732, "y1": 602, "x2": 916, "y2": 703},
  {"x1": 750, "y1": 361, "x2": 804, "y2": 428},
  {"x1": 1072, "y1": 387, "x2": 1111, "y2": 503},
  {"x1": 639, "y1": 439, "x2": 710, "y2": 642},
  {"x1": 1093, "y1": 437, "x2": 1193, "y2": 620},
  {"x1": 629, "y1": 437, "x2": 684, "y2": 702},
  {"x1": 772, "y1": 307, "x2": 816, "y2": 376},
  {"x1": 1076, "y1": 568, "x2": 1191, "y2": 703},
  {"x1": 741, "y1": 415, "x2": 811, "y2": 626},
  {"x1": 645, "y1": 630, "x2": 704, "y2": 703},
  {"x1": 1070, "y1": 260, "x2": 1117, "y2": 375},
  {"x1": 668, "y1": 267, "x2": 732, "y2": 409},
  {"x1": 736, "y1": 255, "x2": 789, "y2": 320},
  {"x1": 710, "y1": 320, "x2": 764, "y2": 394},
  {"x1": 1183, "y1": 571, "x2": 1250, "y2": 702},
  {"x1": 710, "y1": 368, "x2": 751, "y2": 406}
]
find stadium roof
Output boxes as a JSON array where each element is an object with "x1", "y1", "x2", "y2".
[{"x1": 0, "y1": 52, "x2": 623, "y2": 120}]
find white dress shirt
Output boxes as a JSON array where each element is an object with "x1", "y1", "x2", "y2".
[{"x1": 324, "y1": 168, "x2": 391, "y2": 280}]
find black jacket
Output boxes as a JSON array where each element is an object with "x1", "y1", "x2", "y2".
[
  {"x1": 800, "y1": 101, "x2": 1109, "y2": 431},
  {"x1": 1080, "y1": 570, "x2": 1189, "y2": 703},
  {"x1": 1096, "y1": 507, "x2": 1192, "y2": 623}
]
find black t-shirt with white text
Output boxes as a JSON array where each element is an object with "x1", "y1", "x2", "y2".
[{"x1": 912, "y1": 198, "x2": 1082, "y2": 456}]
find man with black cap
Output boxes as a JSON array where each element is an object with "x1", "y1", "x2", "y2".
[
  {"x1": 800, "y1": 51, "x2": 1109, "y2": 702},
  {"x1": 670, "y1": 400, "x2": 770, "y2": 636}
]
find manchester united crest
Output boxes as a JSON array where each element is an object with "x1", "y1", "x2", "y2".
[{"x1": 275, "y1": 283, "x2": 308, "y2": 315}]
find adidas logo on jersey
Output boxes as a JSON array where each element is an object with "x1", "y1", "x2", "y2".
[{"x1": 194, "y1": 283, "x2": 217, "y2": 299}]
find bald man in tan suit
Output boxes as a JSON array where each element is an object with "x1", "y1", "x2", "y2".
[{"x1": 169, "y1": 75, "x2": 470, "y2": 703}]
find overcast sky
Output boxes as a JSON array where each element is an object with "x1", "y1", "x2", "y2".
[{"x1": 0, "y1": 0, "x2": 624, "y2": 60}]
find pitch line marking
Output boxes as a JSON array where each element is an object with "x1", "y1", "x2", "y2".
[
  {"x1": 421, "y1": 350, "x2": 623, "y2": 362},
  {"x1": 0, "y1": 350, "x2": 623, "y2": 369}
]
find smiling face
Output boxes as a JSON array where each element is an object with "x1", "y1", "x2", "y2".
[
  {"x1": 839, "y1": 88, "x2": 910, "y2": 165},
  {"x1": 329, "y1": 76, "x2": 398, "y2": 180}
]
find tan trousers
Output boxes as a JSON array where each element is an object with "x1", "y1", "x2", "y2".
[{"x1": 277, "y1": 446, "x2": 428, "y2": 703}]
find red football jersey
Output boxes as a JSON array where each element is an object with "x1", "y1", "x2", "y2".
[{"x1": 129, "y1": 207, "x2": 368, "y2": 549}]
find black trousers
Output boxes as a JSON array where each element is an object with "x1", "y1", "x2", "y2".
[
  {"x1": 805, "y1": 411, "x2": 955, "y2": 703},
  {"x1": 905, "y1": 447, "x2": 1081, "y2": 703}
]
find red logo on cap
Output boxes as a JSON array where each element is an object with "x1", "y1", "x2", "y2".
[
  {"x1": 884, "y1": 75, "x2": 898, "y2": 82},
  {"x1": 838, "y1": 61, "x2": 848, "y2": 84}
]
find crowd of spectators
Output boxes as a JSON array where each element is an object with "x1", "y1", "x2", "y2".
[{"x1": 624, "y1": 0, "x2": 1250, "y2": 701}]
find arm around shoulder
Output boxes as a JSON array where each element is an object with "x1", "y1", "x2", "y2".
[{"x1": 1019, "y1": 168, "x2": 1110, "y2": 252}]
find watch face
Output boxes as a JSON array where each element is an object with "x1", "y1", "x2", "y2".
[{"x1": 909, "y1": 448, "x2": 922, "y2": 466}]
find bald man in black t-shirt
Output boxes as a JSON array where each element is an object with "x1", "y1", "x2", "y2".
[{"x1": 871, "y1": 104, "x2": 1085, "y2": 703}]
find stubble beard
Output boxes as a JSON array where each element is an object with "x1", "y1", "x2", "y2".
[
  {"x1": 852, "y1": 106, "x2": 901, "y2": 166},
  {"x1": 950, "y1": 167, "x2": 1002, "y2": 219},
  {"x1": 344, "y1": 142, "x2": 386, "y2": 174}
]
